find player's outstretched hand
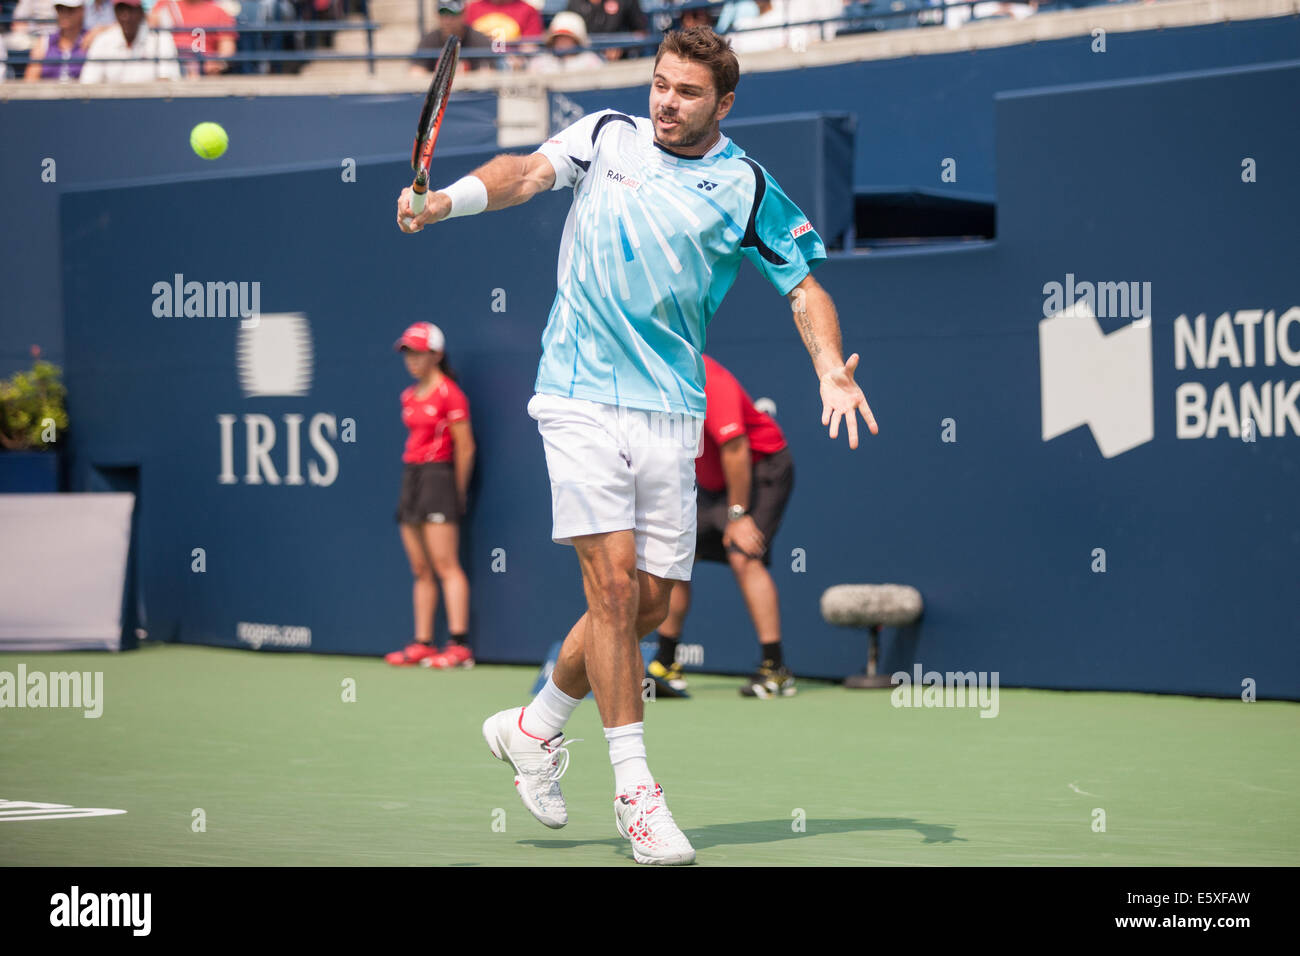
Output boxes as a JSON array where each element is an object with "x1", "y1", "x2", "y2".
[
  {"x1": 396, "y1": 188, "x2": 452, "y2": 233},
  {"x1": 820, "y1": 353, "x2": 878, "y2": 449}
]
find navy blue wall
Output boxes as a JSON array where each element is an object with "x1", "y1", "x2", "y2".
[
  {"x1": 718, "y1": 113, "x2": 856, "y2": 247},
  {"x1": 0, "y1": 92, "x2": 498, "y2": 376},
  {"x1": 19, "y1": 15, "x2": 1299, "y2": 377},
  {"x1": 59, "y1": 59, "x2": 1300, "y2": 698},
  {"x1": 554, "y1": 15, "x2": 1300, "y2": 197}
]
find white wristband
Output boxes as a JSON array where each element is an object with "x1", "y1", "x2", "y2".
[{"x1": 439, "y1": 175, "x2": 489, "y2": 218}]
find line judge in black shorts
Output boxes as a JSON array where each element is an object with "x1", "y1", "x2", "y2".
[
  {"x1": 385, "y1": 322, "x2": 477, "y2": 670},
  {"x1": 650, "y1": 354, "x2": 797, "y2": 698}
]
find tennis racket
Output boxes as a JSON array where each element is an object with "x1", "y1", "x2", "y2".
[{"x1": 403, "y1": 35, "x2": 461, "y2": 230}]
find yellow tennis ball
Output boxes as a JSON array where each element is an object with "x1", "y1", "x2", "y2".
[{"x1": 190, "y1": 122, "x2": 228, "y2": 160}]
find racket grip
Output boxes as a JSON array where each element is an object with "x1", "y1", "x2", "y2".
[{"x1": 402, "y1": 185, "x2": 428, "y2": 231}]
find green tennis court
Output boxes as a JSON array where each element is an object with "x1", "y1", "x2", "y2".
[{"x1": 2, "y1": 645, "x2": 1296, "y2": 867}]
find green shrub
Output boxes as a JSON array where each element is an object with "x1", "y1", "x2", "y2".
[{"x1": 0, "y1": 361, "x2": 69, "y2": 451}]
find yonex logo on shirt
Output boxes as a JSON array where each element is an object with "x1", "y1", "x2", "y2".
[
  {"x1": 605, "y1": 169, "x2": 642, "y2": 189},
  {"x1": 697, "y1": 180, "x2": 719, "y2": 191}
]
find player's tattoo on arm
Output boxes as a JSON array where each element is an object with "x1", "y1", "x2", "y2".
[
  {"x1": 791, "y1": 281, "x2": 846, "y2": 376},
  {"x1": 790, "y1": 287, "x2": 823, "y2": 362}
]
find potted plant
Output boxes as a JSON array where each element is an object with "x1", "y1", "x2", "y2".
[{"x1": 0, "y1": 347, "x2": 69, "y2": 493}]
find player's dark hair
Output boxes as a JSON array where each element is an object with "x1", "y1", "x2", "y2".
[{"x1": 655, "y1": 26, "x2": 739, "y2": 99}]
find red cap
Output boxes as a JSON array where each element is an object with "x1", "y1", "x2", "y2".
[{"x1": 394, "y1": 322, "x2": 446, "y2": 353}]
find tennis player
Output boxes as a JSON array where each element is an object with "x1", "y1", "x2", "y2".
[
  {"x1": 396, "y1": 26, "x2": 877, "y2": 866},
  {"x1": 384, "y1": 322, "x2": 477, "y2": 670}
]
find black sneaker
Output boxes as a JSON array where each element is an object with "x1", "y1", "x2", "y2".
[
  {"x1": 646, "y1": 659, "x2": 689, "y2": 699},
  {"x1": 739, "y1": 662, "x2": 797, "y2": 698}
]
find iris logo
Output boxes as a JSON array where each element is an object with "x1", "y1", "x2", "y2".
[
  {"x1": 218, "y1": 314, "x2": 348, "y2": 486},
  {"x1": 1039, "y1": 298, "x2": 1154, "y2": 458},
  {"x1": 237, "y1": 313, "x2": 312, "y2": 397}
]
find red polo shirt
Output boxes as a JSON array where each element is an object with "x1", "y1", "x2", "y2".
[
  {"x1": 154, "y1": 0, "x2": 236, "y2": 57},
  {"x1": 401, "y1": 377, "x2": 470, "y2": 464},
  {"x1": 464, "y1": 0, "x2": 544, "y2": 39},
  {"x1": 696, "y1": 355, "x2": 787, "y2": 492}
]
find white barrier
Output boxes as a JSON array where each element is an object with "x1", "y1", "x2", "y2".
[{"x1": 0, "y1": 493, "x2": 134, "y2": 652}]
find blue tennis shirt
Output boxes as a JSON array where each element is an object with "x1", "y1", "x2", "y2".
[{"x1": 533, "y1": 109, "x2": 826, "y2": 417}]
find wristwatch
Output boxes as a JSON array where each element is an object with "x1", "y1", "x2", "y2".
[{"x1": 727, "y1": 504, "x2": 748, "y2": 522}]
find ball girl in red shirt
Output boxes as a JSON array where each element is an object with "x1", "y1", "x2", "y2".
[{"x1": 385, "y1": 322, "x2": 477, "y2": 669}]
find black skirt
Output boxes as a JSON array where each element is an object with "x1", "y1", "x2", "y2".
[{"x1": 395, "y1": 461, "x2": 460, "y2": 526}]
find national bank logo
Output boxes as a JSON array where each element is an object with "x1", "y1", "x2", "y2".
[
  {"x1": 218, "y1": 313, "x2": 351, "y2": 486},
  {"x1": 1039, "y1": 276, "x2": 1300, "y2": 458},
  {"x1": 1039, "y1": 296, "x2": 1153, "y2": 459}
]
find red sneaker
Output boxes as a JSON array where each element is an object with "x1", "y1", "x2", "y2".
[
  {"x1": 385, "y1": 642, "x2": 438, "y2": 666},
  {"x1": 423, "y1": 642, "x2": 474, "y2": 669}
]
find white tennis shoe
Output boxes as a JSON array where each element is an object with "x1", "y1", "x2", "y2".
[
  {"x1": 482, "y1": 707, "x2": 574, "y2": 829},
  {"x1": 614, "y1": 783, "x2": 696, "y2": 865}
]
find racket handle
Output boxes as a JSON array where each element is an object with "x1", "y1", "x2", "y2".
[{"x1": 402, "y1": 185, "x2": 428, "y2": 230}]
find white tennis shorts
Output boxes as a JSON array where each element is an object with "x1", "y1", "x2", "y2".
[{"x1": 527, "y1": 392, "x2": 703, "y2": 581}]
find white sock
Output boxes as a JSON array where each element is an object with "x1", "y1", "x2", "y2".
[
  {"x1": 520, "y1": 677, "x2": 582, "y2": 741},
  {"x1": 605, "y1": 722, "x2": 653, "y2": 795}
]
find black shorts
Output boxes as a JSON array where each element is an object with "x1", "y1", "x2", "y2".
[
  {"x1": 696, "y1": 447, "x2": 793, "y2": 567},
  {"x1": 395, "y1": 462, "x2": 459, "y2": 526}
]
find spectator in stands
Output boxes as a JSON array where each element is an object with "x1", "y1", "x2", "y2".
[
  {"x1": 410, "y1": 0, "x2": 494, "y2": 75},
  {"x1": 463, "y1": 0, "x2": 543, "y2": 46},
  {"x1": 81, "y1": 0, "x2": 181, "y2": 82},
  {"x1": 84, "y1": 0, "x2": 116, "y2": 29},
  {"x1": 528, "y1": 10, "x2": 601, "y2": 73},
  {"x1": 148, "y1": 0, "x2": 236, "y2": 76},
  {"x1": 715, "y1": 0, "x2": 756, "y2": 34},
  {"x1": 808, "y1": 0, "x2": 843, "y2": 40},
  {"x1": 10, "y1": 0, "x2": 57, "y2": 40},
  {"x1": 724, "y1": 0, "x2": 839, "y2": 51},
  {"x1": 566, "y1": 0, "x2": 645, "y2": 60},
  {"x1": 943, "y1": 1, "x2": 1037, "y2": 29},
  {"x1": 676, "y1": 1, "x2": 714, "y2": 29},
  {"x1": 728, "y1": 0, "x2": 794, "y2": 53},
  {"x1": 385, "y1": 322, "x2": 477, "y2": 671},
  {"x1": 293, "y1": 0, "x2": 341, "y2": 51},
  {"x1": 0, "y1": 34, "x2": 8, "y2": 82},
  {"x1": 23, "y1": 0, "x2": 92, "y2": 81}
]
